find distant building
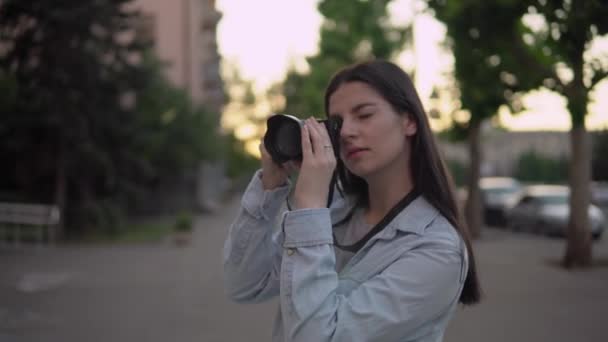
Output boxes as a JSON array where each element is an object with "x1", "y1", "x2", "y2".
[
  {"x1": 133, "y1": 0, "x2": 225, "y2": 114},
  {"x1": 439, "y1": 130, "x2": 575, "y2": 177}
]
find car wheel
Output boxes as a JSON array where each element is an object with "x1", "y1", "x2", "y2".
[{"x1": 592, "y1": 228, "x2": 603, "y2": 241}]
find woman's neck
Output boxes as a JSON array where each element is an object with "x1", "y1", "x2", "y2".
[{"x1": 364, "y1": 168, "x2": 414, "y2": 225}]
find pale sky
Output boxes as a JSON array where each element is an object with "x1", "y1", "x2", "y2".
[{"x1": 215, "y1": 0, "x2": 608, "y2": 135}]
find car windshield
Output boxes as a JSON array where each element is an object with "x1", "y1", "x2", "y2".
[
  {"x1": 484, "y1": 187, "x2": 520, "y2": 195},
  {"x1": 536, "y1": 195, "x2": 568, "y2": 205}
]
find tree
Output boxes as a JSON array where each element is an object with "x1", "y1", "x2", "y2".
[
  {"x1": 133, "y1": 52, "x2": 220, "y2": 179},
  {"x1": 0, "y1": 1, "x2": 219, "y2": 238},
  {"x1": 427, "y1": 0, "x2": 536, "y2": 238},
  {"x1": 513, "y1": 0, "x2": 608, "y2": 267},
  {"x1": 281, "y1": 0, "x2": 409, "y2": 119},
  {"x1": 0, "y1": 0, "x2": 151, "y2": 238}
]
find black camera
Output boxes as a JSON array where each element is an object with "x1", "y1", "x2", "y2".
[{"x1": 264, "y1": 114, "x2": 343, "y2": 164}]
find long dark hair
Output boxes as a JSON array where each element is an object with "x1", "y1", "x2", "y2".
[{"x1": 324, "y1": 60, "x2": 481, "y2": 305}]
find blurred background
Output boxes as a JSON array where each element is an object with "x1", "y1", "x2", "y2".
[{"x1": 1, "y1": 0, "x2": 607, "y2": 341}]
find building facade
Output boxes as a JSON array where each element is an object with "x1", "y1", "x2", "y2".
[{"x1": 133, "y1": 0, "x2": 225, "y2": 114}]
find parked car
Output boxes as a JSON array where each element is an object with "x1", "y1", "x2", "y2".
[
  {"x1": 479, "y1": 177, "x2": 523, "y2": 226},
  {"x1": 591, "y1": 181, "x2": 608, "y2": 207},
  {"x1": 506, "y1": 185, "x2": 605, "y2": 240}
]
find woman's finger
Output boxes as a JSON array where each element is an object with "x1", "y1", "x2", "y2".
[
  {"x1": 308, "y1": 118, "x2": 333, "y2": 158},
  {"x1": 306, "y1": 118, "x2": 325, "y2": 156},
  {"x1": 316, "y1": 119, "x2": 332, "y2": 143},
  {"x1": 301, "y1": 121, "x2": 313, "y2": 159}
]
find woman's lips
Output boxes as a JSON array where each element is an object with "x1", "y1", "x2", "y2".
[{"x1": 346, "y1": 148, "x2": 368, "y2": 159}]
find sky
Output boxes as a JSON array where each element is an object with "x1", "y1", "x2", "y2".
[{"x1": 215, "y1": 0, "x2": 608, "y2": 136}]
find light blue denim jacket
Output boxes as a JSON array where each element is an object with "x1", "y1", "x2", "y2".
[{"x1": 223, "y1": 170, "x2": 468, "y2": 342}]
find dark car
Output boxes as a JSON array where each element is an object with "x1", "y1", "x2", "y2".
[{"x1": 506, "y1": 185, "x2": 605, "y2": 240}]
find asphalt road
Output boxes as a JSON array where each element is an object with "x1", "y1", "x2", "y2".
[{"x1": 1, "y1": 195, "x2": 607, "y2": 342}]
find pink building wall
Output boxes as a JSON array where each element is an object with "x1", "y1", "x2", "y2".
[{"x1": 133, "y1": 0, "x2": 205, "y2": 103}]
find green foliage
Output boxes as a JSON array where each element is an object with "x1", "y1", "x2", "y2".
[
  {"x1": 81, "y1": 220, "x2": 173, "y2": 244},
  {"x1": 592, "y1": 130, "x2": 608, "y2": 181},
  {"x1": 174, "y1": 211, "x2": 193, "y2": 233},
  {"x1": 281, "y1": 0, "x2": 408, "y2": 118},
  {"x1": 427, "y1": 0, "x2": 535, "y2": 133},
  {"x1": 0, "y1": 71, "x2": 17, "y2": 111},
  {"x1": 0, "y1": 0, "x2": 148, "y2": 235},
  {"x1": 0, "y1": 0, "x2": 221, "y2": 237},
  {"x1": 437, "y1": 122, "x2": 468, "y2": 142},
  {"x1": 112, "y1": 222, "x2": 172, "y2": 243},
  {"x1": 518, "y1": 0, "x2": 608, "y2": 127},
  {"x1": 80, "y1": 198, "x2": 125, "y2": 236},
  {"x1": 445, "y1": 159, "x2": 467, "y2": 187},
  {"x1": 225, "y1": 133, "x2": 259, "y2": 181},
  {"x1": 514, "y1": 150, "x2": 568, "y2": 184},
  {"x1": 133, "y1": 51, "x2": 221, "y2": 179}
]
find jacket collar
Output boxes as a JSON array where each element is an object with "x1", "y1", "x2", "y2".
[
  {"x1": 385, "y1": 195, "x2": 440, "y2": 235},
  {"x1": 331, "y1": 194, "x2": 440, "y2": 236}
]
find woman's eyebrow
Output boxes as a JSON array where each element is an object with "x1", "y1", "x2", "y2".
[
  {"x1": 352, "y1": 102, "x2": 376, "y2": 112},
  {"x1": 329, "y1": 102, "x2": 377, "y2": 116}
]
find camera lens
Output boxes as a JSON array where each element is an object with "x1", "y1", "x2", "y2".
[
  {"x1": 264, "y1": 114, "x2": 342, "y2": 164},
  {"x1": 274, "y1": 120, "x2": 301, "y2": 158},
  {"x1": 264, "y1": 114, "x2": 303, "y2": 164}
]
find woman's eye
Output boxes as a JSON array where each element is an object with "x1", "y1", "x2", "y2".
[{"x1": 358, "y1": 113, "x2": 373, "y2": 119}]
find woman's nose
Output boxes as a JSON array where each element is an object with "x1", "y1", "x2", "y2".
[{"x1": 340, "y1": 118, "x2": 356, "y2": 140}]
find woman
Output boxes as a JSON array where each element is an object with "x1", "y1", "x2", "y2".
[{"x1": 223, "y1": 60, "x2": 481, "y2": 341}]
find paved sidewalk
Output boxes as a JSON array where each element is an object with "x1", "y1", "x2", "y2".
[
  {"x1": 1, "y1": 194, "x2": 607, "y2": 341},
  {"x1": 446, "y1": 229, "x2": 608, "y2": 342}
]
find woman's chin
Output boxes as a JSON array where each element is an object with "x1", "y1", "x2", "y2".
[{"x1": 345, "y1": 164, "x2": 371, "y2": 179}]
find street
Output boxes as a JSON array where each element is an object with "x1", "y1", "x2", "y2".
[{"x1": 1, "y1": 194, "x2": 607, "y2": 342}]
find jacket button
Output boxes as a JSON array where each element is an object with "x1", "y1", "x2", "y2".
[{"x1": 286, "y1": 248, "x2": 295, "y2": 256}]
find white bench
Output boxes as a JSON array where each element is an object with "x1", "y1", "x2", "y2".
[{"x1": 0, "y1": 202, "x2": 60, "y2": 247}]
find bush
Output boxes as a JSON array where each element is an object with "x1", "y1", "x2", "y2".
[
  {"x1": 174, "y1": 211, "x2": 193, "y2": 233},
  {"x1": 514, "y1": 150, "x2": 568, "y2": 184}
]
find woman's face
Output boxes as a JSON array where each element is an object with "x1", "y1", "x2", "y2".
[{"x1": 328, "y1": 81, "x2": 417, "y2": 180}]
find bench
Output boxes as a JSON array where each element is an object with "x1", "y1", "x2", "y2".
[{"x1": 0, "y1": 202, "x2": 60, "y2": 247}]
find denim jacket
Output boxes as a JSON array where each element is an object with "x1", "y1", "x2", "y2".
[{"x1": 223, "y1": 170, "x2": 468, "y2": 342}]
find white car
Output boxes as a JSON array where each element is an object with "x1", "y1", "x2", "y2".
[{"x1": 506, "y1": 185, "x2": 605, "y2": 240}]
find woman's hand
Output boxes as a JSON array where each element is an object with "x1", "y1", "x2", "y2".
[
  {"x1": 259, "y1": 143, "x2": 299, "y2": 190},
  {"x1": 293, "y1": 118, "x2": 337, "y2": 209}
]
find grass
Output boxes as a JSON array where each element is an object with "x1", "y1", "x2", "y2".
[{"x1": 110, "y1": 221, "x2": 174, "y2": 243}]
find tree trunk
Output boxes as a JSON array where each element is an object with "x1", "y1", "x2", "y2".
[
  {"x1": 465, "y1": 120, "x2": 483, "y2": 239},
  {"x1": 53, "y1": 142, "x2": 67, "y2": 242},
  {"x1": 563, "y1": 125, "x2": 592, "y2": 268}
]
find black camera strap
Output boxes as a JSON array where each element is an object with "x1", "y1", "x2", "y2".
[
  {"x1": 326, "y1": 171, "x2": 338, "y2": 208},
  {"x1": 285, "y1": 170, "x2": 419, "y2": 254},
  {"x1": 332, "y1": 187, "x2": 420, "y2": 254}
]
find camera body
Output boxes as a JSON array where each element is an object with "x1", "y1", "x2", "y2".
[{"x1": 264, "y1": 114, "x2": 343, "y2": 164}]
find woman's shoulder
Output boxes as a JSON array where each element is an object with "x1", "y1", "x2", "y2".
[
  {"x1": 392, "y1": 196, "x2": 463, "y2": 250},
  {"x1": 425, "y1": 214, "x2": 462, "y2": 244}
]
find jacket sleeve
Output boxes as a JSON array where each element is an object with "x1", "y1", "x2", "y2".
[
  {"x1": 279, "y1": 209, "x2": 467, "y2": 341},
  {"x1": 223, "y1": 170, "x2": 291, "y2": 303}
]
